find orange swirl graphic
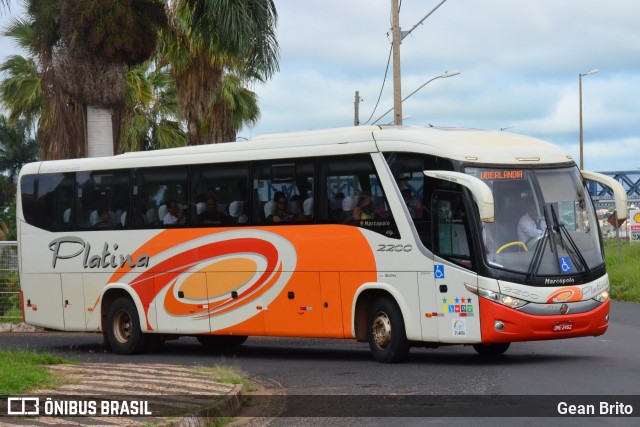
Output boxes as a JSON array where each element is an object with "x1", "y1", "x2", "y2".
[
  {"x1": 546, "y1": 286, "x2": 582, "y2": 303},
  {"x1": 113, "y1": 236, "x2": 287, "y2": 329}
]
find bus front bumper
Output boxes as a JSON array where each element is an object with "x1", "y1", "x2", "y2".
[{"x1": 479, "y1": 297, "x2": 610, "y2": 343}]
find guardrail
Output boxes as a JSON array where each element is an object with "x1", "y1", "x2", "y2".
[{"x1": 0, "y1": 241, "x2": 20, "y2": 319}]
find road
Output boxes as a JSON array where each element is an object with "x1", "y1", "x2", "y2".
[{"x1": 1, "y1": 300, "x2": 638, "y2": 425}]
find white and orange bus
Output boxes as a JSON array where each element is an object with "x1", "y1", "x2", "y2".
[{"x1": 16, "y1": 126, "x2": 627, "y2": 362}]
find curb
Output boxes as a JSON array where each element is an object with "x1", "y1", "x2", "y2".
[
  {"x1": 19, "y1": 363, "x2": 246, "y2": 427},
  {"x1": 173, "y1": 384, "x2": 244, "y2": 427},
  {"x1": 0, "y1": 322, "x2": 44, "y2": 333}
]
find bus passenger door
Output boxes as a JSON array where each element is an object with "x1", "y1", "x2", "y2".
[{"x1": 430, "y1": 190, "x2": 481, "y2": 343}]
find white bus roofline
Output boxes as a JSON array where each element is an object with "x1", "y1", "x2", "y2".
[
  {"x1": 424, "y1": 170, "x2": 495, "y2": 222},
  {"x1": 581, "y1": 170, "x2": 628, "y2": 220}
]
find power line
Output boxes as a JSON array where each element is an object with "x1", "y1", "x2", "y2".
[{"x1": 360, "y1": 46, "x2": 392, "y2": 125}]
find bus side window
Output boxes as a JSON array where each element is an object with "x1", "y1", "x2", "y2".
[
  {"x1": 319, "y1": 154, "x2": 399, "y2": 239},
  {"x1": 384, "y1": 152, "x2": 456, "y2": 250},
  {"x1": 76, "y1": 170, "x2": 129, "y2": 230},
  {"x1": 431, "y1": 190, "x2": 475, "y2": 270},
  {"x1": 136, "y1": 167, "x2": 187, "y2": 228},
  {"x1": 190, "y1": 162, "x2": 249, "y2": 227},
  {"x1": 29, "y1": 173, "x2": 75, "y2": 232},
  {"x1": 252, "y1": 159, "x2": 314, "y2": 225},
  {"x1": 20, "y1": 175, "x2": 40, "y2": 228}
]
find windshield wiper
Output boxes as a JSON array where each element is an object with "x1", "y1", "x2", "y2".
[
  {"x1": 550, "y1": 205, "x2": 592, "y2": 281},
  {"x1": 525, "y1": 206, "x2": 553, "y2": 284},
  {"x1": 525, "y1": 228, "x2": 548, "y2": 284},
  {"x1": 525, "y1": 206, "x2": 555, "y2": 282}
]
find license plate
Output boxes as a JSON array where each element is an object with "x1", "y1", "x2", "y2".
[{"x1": 553, "y1": 321, "x2": 573, "y2": 332}]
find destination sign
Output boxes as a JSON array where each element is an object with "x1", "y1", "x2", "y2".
[{"x1": 479, "y1": 170, "x2": 524, "y2": 180}]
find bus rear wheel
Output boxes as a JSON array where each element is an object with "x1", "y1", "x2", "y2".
[
  {"x1": 105, "y1": 297, "x2": 149, "y2": 355},
  {"x1": 197, "y1": 335, "x2": 248, "y2": 349},
  {"x1": 473, "y1": 343, "x2": 510, "y2": 356},
  {"x1": 367, "y1": 297, "x2": 410, "y2": 363}
]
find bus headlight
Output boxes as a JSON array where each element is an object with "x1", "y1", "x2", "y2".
[
  {"x1": 593, "y1": 290, "x2": 609, "y2": 303},
  {"x1": 465, "y1": 284, "x2": 528, "y2": 309}
]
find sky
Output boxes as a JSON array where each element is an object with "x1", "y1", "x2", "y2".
[{"x1": 1, "y1": 0, "x2": 640, "y2": 172}]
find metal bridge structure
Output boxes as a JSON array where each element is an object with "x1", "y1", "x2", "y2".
[{"x1": 586, "y1": 170, "x2": 640, "y2": 208}]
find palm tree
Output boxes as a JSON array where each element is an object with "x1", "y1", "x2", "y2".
[
  {"x1": 54, "y1": 0, "x2": 167, "y2": 157},
  {"x1": 118, "y1": 61, "x2": 187, "y2": 152},
  {"x1": 1, "y1": 11, "x2": 85, "y2": 160},
  {"x1": 1, "y1": 3, "x2": 187, "y2": 159},
  {"x1": 209, "y1": 71, "x2": 262, "y2": 143},
  {"x1": 159, "y1": 0, "x2": 279, "y2": 145}
]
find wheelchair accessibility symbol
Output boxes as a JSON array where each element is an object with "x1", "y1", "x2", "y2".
[
  {"x1": 559, "y1": 257, "x2": 572, "y2": 273},
  {"x1": 434, "y1": 264, "x2": 445, "y2": 279}
]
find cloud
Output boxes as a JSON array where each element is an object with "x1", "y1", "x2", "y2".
[{"x1": 1, "y1": 0, "x2": 638, "y2": 172}]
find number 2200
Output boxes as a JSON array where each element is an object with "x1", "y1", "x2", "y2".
[{"x1": 377, "y1": 244, "x2": 412, "y2": 252}]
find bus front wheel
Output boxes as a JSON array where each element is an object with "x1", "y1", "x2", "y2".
[
  {"x1": 367, "y1": 297, "x2": 410, "y2": 363},
  {"x1": 473, "y1": 343, "x2": 510, "y2": 356},
  {"x1": 105, "y1": 297, "x2": 149, "y2": 355}
]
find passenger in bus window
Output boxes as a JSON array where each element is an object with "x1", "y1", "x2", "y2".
[
  {"x1": 268, "y1": 195, "x2": 300, "y2": 224},
  {"x1": 198, "y1": 198, "x2": 228, "y2": 226},
  {"x1": 341, "y1": 195, "x2": 357, "y2": 224},
  {"x1": 353, "y1": 192, "x2": 374, "y2": 221},
  {"x1": 517, "y1": 201, "x2": 546, "y2": 245},
  {"x1": 163, "y1": 200, "x2": 185, "y2": 226},
  {"x1": 94, "y1": 210, "x2": 114, "y2": 229},
  {"x1": 402, "y1": 188, "x2": 428, "y2": 220}
]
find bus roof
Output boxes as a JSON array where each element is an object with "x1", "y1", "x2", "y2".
[
  {"x1": 25, "y1": 125, "x2": 574, "y2": 174},
  {"x1": 371, "y1": 126, "x2": 574, "y2": 165}
]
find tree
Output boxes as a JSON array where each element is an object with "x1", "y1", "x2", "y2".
[
  {"x1": 54, "y1": 0, "x2": 168, "y2": 157},
  {"x1": 210, "y1": 70, "x2": 262, "y2": 143},
  {"x1": 0, "y1": 115, "x2": 38, "y2": 183},
  {"x1": 159, "y1": 0, "x2": 279, "y2": 145},
  {"x1": 1, "y1": 4, "x2": 85, "y2": 160},
  {"x1": 0, "y1": 115, "x2": 38, "y2": 240},
  {"x1": 118, "y1": 61, "x2": 187, "y2": 152},
  {"x1": 1, "y1": 0, "x2": 168, "y2": 159}
]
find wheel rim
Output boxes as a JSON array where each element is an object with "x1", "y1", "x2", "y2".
[
  {"x1": 113, "y1": 310, "x2": 133, "y2": 344},
  {"x1": 372, "y1": 311, "x2": 392, "y2": 350}
]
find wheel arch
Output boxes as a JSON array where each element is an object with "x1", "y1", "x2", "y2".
[
  {"x1": 101, "y1": 284, "x2": 149, "y2": 333},
  {"x1": 352, "y1": 283, "x2": 415, "y2": 342}
]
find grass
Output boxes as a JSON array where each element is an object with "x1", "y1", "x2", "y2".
[
  {"x1": 0, "y1": 307, "x2": 23, "y2": 323},
  {"x1": 605, "y1": 240, "x2": 640, "y2": 303},
  {"x1": 0, "y1": 350, "x2": 72, "y2": 395},
  {"x1": 197, "y1": 364, "x2": 254, "y2": 390}
]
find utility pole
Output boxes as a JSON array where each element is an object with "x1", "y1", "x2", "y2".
[
  {"x1": 354, "y1": 91, "x2": 362, "y2": 126},
  {"x1": 391, "y1": 0, "x2": 403, "y2": 126}
]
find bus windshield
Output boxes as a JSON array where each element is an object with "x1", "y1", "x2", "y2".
[{"x1": 466, "y1": 166, "x2": 604, "y2": 280}]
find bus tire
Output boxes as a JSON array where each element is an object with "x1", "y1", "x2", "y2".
[
  {"x1": 105, "y1": 296, "x2": 149, "y2": 355},
  {"x1": 473, "y1": 343, "x2": 510, "y2": 356},
  {"x1": 197, "y1": 335, "x2": 248, "y2": 349},
  {"x1": 367, "y1": 297, "x2": 410, "y2": 363}
]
